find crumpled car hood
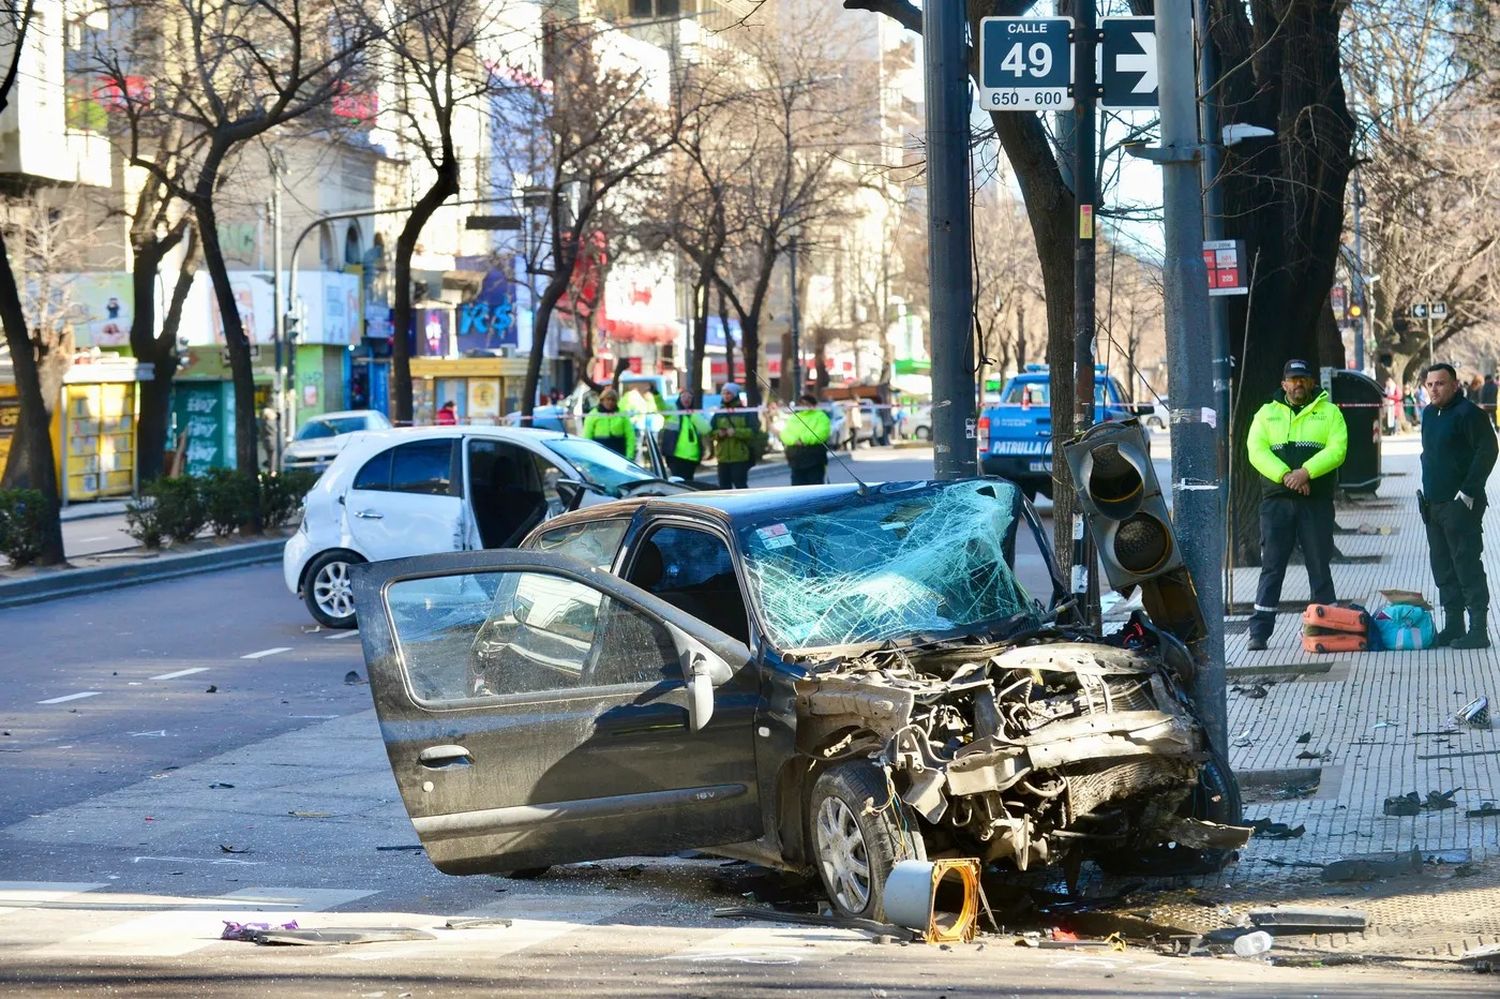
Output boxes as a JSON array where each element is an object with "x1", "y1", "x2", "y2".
[{"x1": 794, "y1": 640, "x2": 1245, "y2": 869}]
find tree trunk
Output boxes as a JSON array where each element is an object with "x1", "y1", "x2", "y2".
[
  {"x1": 740, "y1": 309, "x2": 762, "y2": 407},
  {"x1": 130, "y1": 230, "x2": 196, "y2": 482},
  {"x1": 194, "y1": 179, "x2": 261, "y2": 530},
  {"x1": 392, "y1": 160, "x2": 459, "y2": 426},
  {"x1": 718, "y1": 286, "x2": 733, "y2": 393},
  {"x1": 0, "y1": 229, "x2": 65, "y2": 563},
  {"x1": 688, "y1": 268, "x2": 709, "y2": 401},
  {"x1": 523, "y1": 267, "x2": 573, "y2": 419}
]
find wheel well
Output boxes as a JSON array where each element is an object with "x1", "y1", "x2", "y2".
[
  {"x1": 775, "y1": 736, "x2": 892, "y2": 870},
  {"x1": 299, "y1": 548, "x2": 365, "y2": 596}
]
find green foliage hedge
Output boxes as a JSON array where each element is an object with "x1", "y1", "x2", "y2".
[
  {"x1": 0, "y1": 488, "x2": 50, "y2": 567},
  {"x1": 124, "y1": 469, "x2": 318, "y2": 548}
]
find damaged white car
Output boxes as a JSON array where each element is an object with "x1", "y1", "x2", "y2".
[{"x1": 351, "y1": 477, "x2": 1244, "y2": 920}]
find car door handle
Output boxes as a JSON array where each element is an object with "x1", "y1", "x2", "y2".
[
  {"x1": 354, "y1": 510, "x2": 384, "y2": 519},
  {"x1": 418, "y1": 745, "x2": 473, "y2": 768}
]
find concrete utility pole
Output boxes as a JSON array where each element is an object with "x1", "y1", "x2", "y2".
[
  {"x1": 924, "y1": 0, "x2": 976, "y2": 481},
  {"x1": 1148, "y1": 0, "x2": 1228, "y2": 760},
  {"x1": 1072, "y1": 0, "x2": 1100, "y2": 628},
  {"x1": 270, "y1": 154, "x2": 286, "y2": 461},
  {"x1": 788, "y1": 237, "x2": 801, "y2": 401}
]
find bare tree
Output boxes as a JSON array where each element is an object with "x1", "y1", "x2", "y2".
[
  {"x1": 381, "y1": 0, "x2": 523, "y2": 425},
  {"x1": 0, "y1": 0, "x2": 67, "y2": 562},
  {"x1": 105, "y1": 0, "x2": 380, "y2": 506},
  {"x1": 1346, "y1": 0, "x2": 1499, "y2": 386},
  {"x1": 504, "y1": 21, "x2": 677, "y2": 418}
]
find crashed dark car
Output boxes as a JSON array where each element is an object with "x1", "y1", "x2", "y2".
[{"x1": 352, "y1": 479, "x2": 1239, "y2": 920}]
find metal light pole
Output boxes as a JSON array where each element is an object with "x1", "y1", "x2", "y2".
[
  {"x1": 1351, "y1": 168, "x2": 1367, "y2": 371},
  {"x1": 1150, "y1": 0, "x2": 1228, "y2": 760},
  {"x1": 788, "y1": 237, "x2": 801, "y2": 402},
  {"x1": 1194, "y1": 0, "x2": 1232, "y2": 456},
  {"x1": 924, "y1": 0, "x2": 976, "y2": 480},
  {"x1": 1072, "y1": 0, "x2": 1101, "y2": 629},
  {"x1": 270, "y1": 155, "x2": 286, "y2": 456}
]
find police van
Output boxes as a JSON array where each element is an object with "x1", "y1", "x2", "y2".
[{"x1": 979, "y1": 364, "x2": 1146, "y2": 500}]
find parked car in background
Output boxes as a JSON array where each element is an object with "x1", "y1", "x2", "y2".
[
  {"x1": 1143, "y1": 397, "x2": 1169, "y2": 430},
  {"x1": 284, "y1": 426, "x2": 689, "y2": 629},
  {"x1": 904, "y1": 405, "x2": 932, "y2": 441},
  {"x1": 349, "y1": 479, "x2": 1241, "y2": 921},
  {"x1": 281, "y1": 410, "x2": 391, "y2": 474}
]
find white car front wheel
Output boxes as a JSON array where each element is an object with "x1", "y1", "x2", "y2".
[{"x1": 303, "y1": 551, "x2": 364, "y2": 629}]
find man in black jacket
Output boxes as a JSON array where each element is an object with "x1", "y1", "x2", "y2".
[{"x1": 1421, "y1": 363, "x2": 1499, "y2": 649}]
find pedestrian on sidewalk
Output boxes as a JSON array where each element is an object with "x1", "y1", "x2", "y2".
[
  {"x1": 1245, "y1": 359, "x2": 1349, "y2": 650},
  {"x1": 659, "y1": 390, "x2": 711, "y2": 484},
  {"x1": 710, "y1": 383, "x2": 756, "y2": 490},
  {"x1": 780, "y1": 393, "x2": 832, "y2": 485},
  {"x1": 583, "y1": 388, "x2": 636, "y2": 460},
  {"x1": 1419, "y1": 363, "x2": 1499, "y2": 649}
]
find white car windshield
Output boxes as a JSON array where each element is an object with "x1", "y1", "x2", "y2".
[
  {"x1": 297, "y1": 414, "x2": 387, "y2": 440},
  {"x1": 738, "y1": 480, "x2": 1041, "y2": 650},
  {"x1": 545, "y1": 437, "x2": 658, "y2": 495}
]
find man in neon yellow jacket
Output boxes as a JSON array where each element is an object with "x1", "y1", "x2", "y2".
[
  {"x1": 583, "y1": 388, "x2": 636, "y2": 460},
  {"x1": 780, "y1": 393, "x2": 832, "y2": 485},
  {"x1": 1245, "y1": 359, "x2": 1348, "y2": 650},
  {"x1": 660, "y1": 390, "x2": 712, "y2": 483}
]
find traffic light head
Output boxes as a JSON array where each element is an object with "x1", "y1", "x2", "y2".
[{"x1": 1063, "y1": 421, "x2": 1207, "y2": 647}]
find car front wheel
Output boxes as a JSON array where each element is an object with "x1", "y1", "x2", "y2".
[
  {"x1": 303, "y1": 551, "x2": 365, "y2": 629},
  {"x1": 808, "y1": 763, "x2": 924, "y2": 921}
]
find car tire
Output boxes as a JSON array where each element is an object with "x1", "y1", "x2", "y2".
[
  {"x1": 807, "y1": 763, "x2": 924, "y2": 921},
  {"x1": 303, "y1": 550, "x2": 365, "y2": 629},
  {"x1": 914, "y1": 426, "x2": 931, "y2": 442}
]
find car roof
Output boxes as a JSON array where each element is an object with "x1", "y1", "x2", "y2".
[
  {"x1": 307, "y1": 409, "x2": 384, "y2": 421},
  {"x1": 542, "y1": 480, "x2": 992, "y2": 533}
]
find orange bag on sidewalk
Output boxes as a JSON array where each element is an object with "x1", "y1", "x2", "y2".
[
  {"x1": 1302, "y1": 631, "x2": 1369, "y2": 654},
  {"x1": 1302, "y1": 604, "x2": 1370, "y2": 635}
]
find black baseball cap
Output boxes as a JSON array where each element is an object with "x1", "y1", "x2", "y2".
[{"x1": 1283, "y1": 359, "x2": 1314, "y2": 379}]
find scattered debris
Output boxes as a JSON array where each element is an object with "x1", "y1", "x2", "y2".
[
  {"x1": 1422, "y1": 789, "x2": 1460, "y2": 810},
  {"x1": 1162, "y1": 818, "x2": 1253, "y2": 850},
  {"x1": 1233, "y1": 684, "x2": 1269, "y2": 699},
  {"x1": 251, "y1": 926, "x2": 437, "y2": 946},
  {"x1": 1233, "y1": 931, "x2": 1273, "y2": 957},
  {"x1": 1414, "y1": 729, "x2": 1458, "y2": 737},
  {"x1": 1383, "y1": 793, "x2": 1421, "y2": 817},
  {"x1": 344, "y1": 671, "x2": 366, "y2": 685},
  {"x1": 209, "y1": 782, "x2": 234, "y2": 789},
  {"x1": 1371, "y1": 721, "x2": 1398, "y2": 731},
  {"x1": 1451, "y1": 696, "x2": 1492, "y2": 730},
  {"x1": 1460, "y1": 943, "x2": 1500, "y2": 973},
  {"x1": 1466, "y1": 804, "x2": 1500, "y2": 819},
  {"x1": 375, "y1": 844, "x2": 425, "y2": 852},
  {"x1": 205, "y1": 685, "x2": 217, "y2": 693},
  {"x1": 1295, "y1": 732, "x2": 1312, "y2": 744},
  {"x1": 222, "y1": 919, "x2": 298, "y2": 941},
  {"x1": 883, "y1": 859, "x2": 980, "y2": 944},
  {"x1": 1320, "y1": 847, "x2": 1423, "y2": 883},
  {"x1": 1248, "y1": 907, "x2": 1367, "y2": 933},
  {"x1": 1295, "y1": 750, "x2": 1329, "y2": 762},
  {"x1": 443, "y1": 917, "x2": 513, "y2": 930},
  {"x1": 1249, "y1": 819, "x2": 1306, "y2": 840},
  {"x1": 713, "y1": 906, "x2": 914, "y2": 941},
  {"x1": 288, "y1": 810, "x2": 331, "y2": 818},
  {"x1": 219, "y1": 844, "x2": 250, "y2": 854}
]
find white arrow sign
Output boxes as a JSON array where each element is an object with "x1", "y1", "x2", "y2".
[{"x1": 1117, "y1": 31, "x2": 1158, "y2": 93}]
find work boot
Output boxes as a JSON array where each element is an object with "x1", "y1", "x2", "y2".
[
  {"x1": 1247, "y1": 634, "x2": 1268, "y2": 652},
  {"x1": 1453, "y1": 613, "x2": 1490, "y2": 650},
  {"x1": 1434, "y1": 609, "x2": 1467, "y2": 648}
]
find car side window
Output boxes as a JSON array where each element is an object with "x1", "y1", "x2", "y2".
[
  {"x1": 353, "y1": 440, "x2": 454, "y2": 495},
  {"x1": 531, "y1": 520, "x2": 628, "y2": 570},
  {"x1": 385, "y1": 570, "x2": 680, "y2": 704},
  {"x1": 625, "y1": 526, "x2": 750, "y2": 645}
]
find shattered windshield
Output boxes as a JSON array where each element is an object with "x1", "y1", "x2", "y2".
[{"x1": 738, "y1": 481, "x2": 1042, "y2": 650}]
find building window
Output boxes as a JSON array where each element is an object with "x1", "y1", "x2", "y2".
[{"x1": 629, "y1": 0, "x2": 680, "y2": 19}]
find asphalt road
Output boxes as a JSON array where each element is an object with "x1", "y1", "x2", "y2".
[{"x1": 7, "y1": 444, "x2": 1480, "y2": 994}]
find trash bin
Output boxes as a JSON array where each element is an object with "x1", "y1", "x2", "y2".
[{"x1": 1323, "y1": 368, "x2": 1382, "y2": 494}]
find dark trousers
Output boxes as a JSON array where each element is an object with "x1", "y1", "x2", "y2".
[
  {"x1": 790, "y1": 462, "x2": 827, "y2": 486},
  {"x1": 1427, "y1": 499, "x2": 1488, "y2": 615},
  {"x1": 1251, "y1": 495, "x2": 1336, "y2": 640},
  {"x1": 666, "y1": 456, "x2": 699, "y2": 484},
  {"x1": 717, "y1": 461, "x2": 750, "y2": 489}
]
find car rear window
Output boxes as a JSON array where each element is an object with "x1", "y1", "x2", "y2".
[{"x1": 353, "y1": 440, "x2": 455, "y2": 495}]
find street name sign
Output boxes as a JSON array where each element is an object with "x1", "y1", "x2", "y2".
[
  {"x1": 1100, "y1": 16, "x2": 1159, "y2": 109},
  {"x1": 980, "y1": 17, "x2": 1074, "y2": 112}
]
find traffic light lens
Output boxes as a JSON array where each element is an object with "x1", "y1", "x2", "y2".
[
  {"x1": 1088, "y1": 443, "x2": 1144, "y2": 518},
  {"x1": 1114, "y1": 512, "x2": 1173, "y2": 574}
]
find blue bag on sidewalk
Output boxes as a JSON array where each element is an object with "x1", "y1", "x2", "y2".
[{"x1": 1373, "y1": 604, "x2": 1436, "y2": 650}]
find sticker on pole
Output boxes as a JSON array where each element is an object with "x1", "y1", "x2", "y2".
[{"x1": 980, "y1": 17, "x2": 1074, "y2": 112}]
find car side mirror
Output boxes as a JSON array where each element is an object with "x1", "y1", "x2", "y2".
[
  {"x1": 687, "y1": 654, "x2": 715, "y2": 732},
  {"x1": 1131, "y1": 402, "x2": 1155, "y2": 418},
  {"x1": 555, "y1": 478, "x2": 586, "y2": 512}
]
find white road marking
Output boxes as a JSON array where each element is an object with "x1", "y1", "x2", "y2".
[
  {"x1": 131, "y1": 856, "x2": 261, "y2": 866},
  {"x1": 128, "y1": 730, "x2": 168, "y2": 738},
  {"x1": 325, "y1": 630, "x2": 362, "y2": 640},
  {"x1": 30, "y1": 886, "x2": 375, "y2": 958},
  {"x1": 37, "y1": 691, "x2": 101, "y2": 705},
  {"x1": 150, "y1": 667, "x2": 209, "y2": 681},
  {"x1": 240, "y1": 647, "x2": 292, "y2": 660}
]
